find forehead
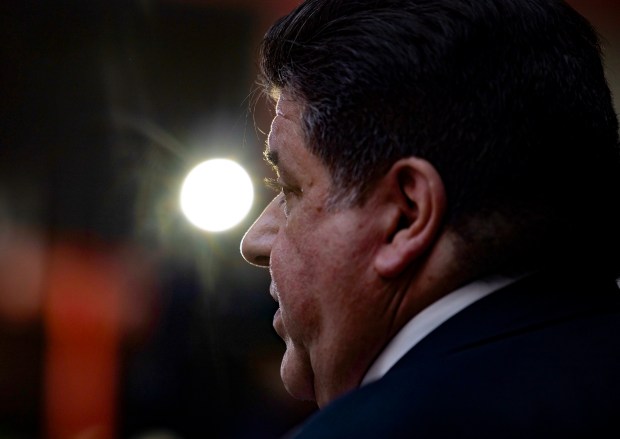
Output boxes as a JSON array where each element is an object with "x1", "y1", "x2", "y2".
[
  {"x1": 266, "y1": 96, "x2": 304, "y2": 162},
  {"x1": 275, "y1": 95, "x2": 301, "y2": 119},
  {"x1": 272, "y1": 96, "x2": 304, "y2": 144},
  {"x1": 265, "y1": 96, "x2": 334, "y2": 190}
]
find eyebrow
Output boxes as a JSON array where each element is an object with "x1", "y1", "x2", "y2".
[{"x1": 263, "y1": 148, "x2": 279, "y2": 169}]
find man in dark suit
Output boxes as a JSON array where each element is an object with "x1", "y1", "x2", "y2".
[{"x1": 240, "y1": 0, "x2": 620, "y2": 436}]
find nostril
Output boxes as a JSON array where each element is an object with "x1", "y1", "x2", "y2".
[
  {"x1": 253, "y1": 255, "x2": 270, "y2": 267},
  {"x1": 240, "y1": 235, "x2": 271, "y2": 267}
]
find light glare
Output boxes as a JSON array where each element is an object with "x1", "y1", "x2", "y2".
[{"x1": 180, "y1": 159, "x2": 254, "y2": 232}]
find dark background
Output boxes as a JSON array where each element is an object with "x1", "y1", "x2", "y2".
[{"x1": 0, "y1": 1, "x2": 618, "y2": 438}]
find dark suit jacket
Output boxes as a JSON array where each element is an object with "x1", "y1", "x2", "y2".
[{"x1": 289, "y1": 271, "x2": 620, "y2": 438}]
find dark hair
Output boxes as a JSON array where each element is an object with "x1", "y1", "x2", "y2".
[{"x1": 259, "y1": 0, "x2": 620, "y2": 277}]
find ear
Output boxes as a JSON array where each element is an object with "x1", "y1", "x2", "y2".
[{"x1": 373, "y1": 157, "x2": 447, "y2": 278}]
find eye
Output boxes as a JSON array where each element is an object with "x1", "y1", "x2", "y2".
[
  {"x1": 264, "y1": 177, "x2": 282, "y2": 193},
  {"x1": 264, "y1": 177, "x2": 296, "y2": 199},
  {"x1": 264, "y1": 178, "x2": 299, "y2": 215}
]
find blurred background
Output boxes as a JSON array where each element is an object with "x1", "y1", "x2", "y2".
[{"x1": 0, "y1": 0, "x2": 618, "y2": 438}]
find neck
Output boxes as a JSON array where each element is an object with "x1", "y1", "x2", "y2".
[{"x1": 389, "y1": 231, "x2": 478, "y2": 342}]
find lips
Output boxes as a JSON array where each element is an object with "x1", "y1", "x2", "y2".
[
  {"x1": 270, "y1": 285, "x2": 284, "y2": 335},
  {"x1": 269, "y1": 283, "x2": 279, "y2": 304},
  {"x1": 273, "y1": 307, "x2": 285, "y2": 337},
  {"x1": 273, "y1": 307, "x2": 282, "y2": 323}
]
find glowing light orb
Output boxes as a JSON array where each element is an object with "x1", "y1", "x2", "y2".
[{"x1": 180, "y1": 159, "x2": 254, "y2": 232}]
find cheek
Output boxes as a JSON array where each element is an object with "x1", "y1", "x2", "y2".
[
  {"x1": 270, "y1": 213, "x2": 338, "y2": 344},
  {"x1": 271, "y1": 235, "x2": 322, "y2": 332},
  {"x1": 270, "y1": 234, "x2": 324, "y2": 401},
  {"x1": 271, "y1": 211, "x2": 370, "y2": 333}
]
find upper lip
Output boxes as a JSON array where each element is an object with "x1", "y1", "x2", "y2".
[{"x1": 269, "y1": 285, "x2": 279, "y2": 304}]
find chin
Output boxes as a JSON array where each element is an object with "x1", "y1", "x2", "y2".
[{"x1": 281, "y1": 349, "x2": 317, "y2": 402}]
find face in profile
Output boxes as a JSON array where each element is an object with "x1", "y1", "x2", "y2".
[{"x1": 240, "y1": 96, "x2": 395, "y2": 406}]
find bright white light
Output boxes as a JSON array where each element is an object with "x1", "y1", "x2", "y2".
[{"x1": 180, "y1": 159, "x2": 254, "y2": 232}]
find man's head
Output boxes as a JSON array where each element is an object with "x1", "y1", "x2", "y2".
[{"x1": 241, "y1": 0, "x2": 620, "y2": 406}]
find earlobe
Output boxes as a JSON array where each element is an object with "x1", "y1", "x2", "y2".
[{"x1": 374, "y1": 158, "x2": 446, "y2": 278}]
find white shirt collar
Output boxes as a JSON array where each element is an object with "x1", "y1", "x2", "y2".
[{"x1": 361, "y1": 274, "x2": 522, "y2": 386}]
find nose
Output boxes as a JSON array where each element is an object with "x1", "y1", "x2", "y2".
[{"x1": 240, "y1": 198, "x2": 280, "y2": 267}]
